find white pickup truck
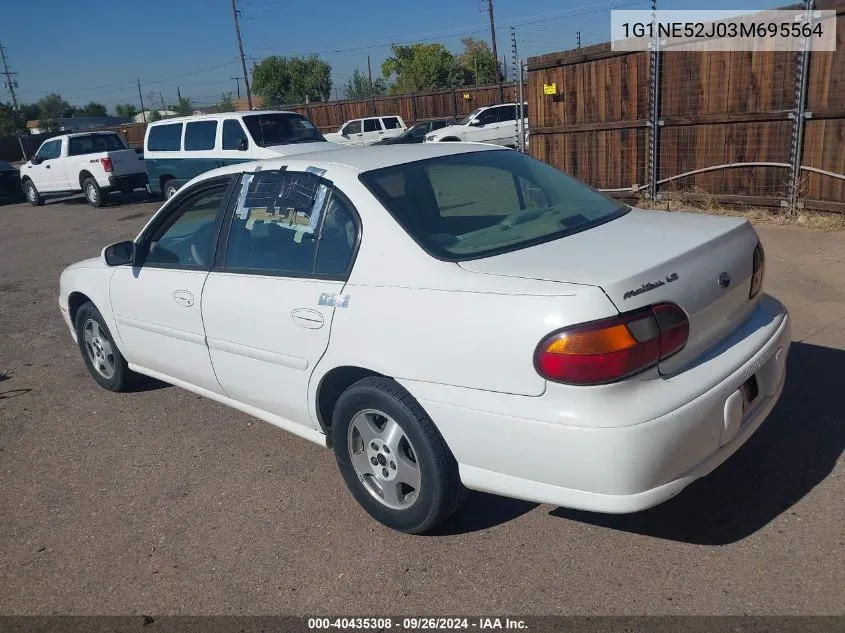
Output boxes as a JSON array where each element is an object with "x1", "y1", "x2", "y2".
[{"x1": 21, "y1": 132, "x2": 148, "y2": 207}]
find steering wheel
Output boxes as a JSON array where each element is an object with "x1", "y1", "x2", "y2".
[{"x1": 189, "y1": 223, "x2": 215, "y2": 267}]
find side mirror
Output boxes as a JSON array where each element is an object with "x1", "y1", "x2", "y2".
[
  {"x1": 469, "y1": 120, "x2": 483, "y2": 127},
  {"x1": 238, "y1": 138, "x2": 248, "y2": 151},
  {"x1": 103, "y1": 240, "x2": 136, "y2": 266},
  {"x1": 30, "y1": 156, "x2": 42, "y2": 165}
]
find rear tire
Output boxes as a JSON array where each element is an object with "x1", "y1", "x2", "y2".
[
  {"x1": 83, "y1": 177, "x2": 106, "y2": 208},
  {"x1": 332, "y1": 377, "x2": 466, "y2": 534},
  {"x1": 23, "y1": 179, "x2": 43, "y2": 207},
  {"x1": 163, "y1": 179, "x2": 179, "y2": 200},
  {"x1": 74, "y1": 301, "x2": 134, "y2": 392}
]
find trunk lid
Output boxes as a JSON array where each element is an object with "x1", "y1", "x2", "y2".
[
  {"x1": 458, "y1": 208, "x2": 761, "y2": 374},
  {"x1": 107, "y1": 149, "x2": 146, "y2": 176}
]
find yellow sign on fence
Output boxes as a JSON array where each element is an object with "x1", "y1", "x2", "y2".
[{"x1": 543, "y1": 83, "x2": 557, "y2": 95}]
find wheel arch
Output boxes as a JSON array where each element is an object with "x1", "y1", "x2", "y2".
[
  {"x1": 159, "y1": 174, "x2": 175, "y2": 191},
  {"x1": 79, "y1": 170, "x2": 95, "y2": 190},
  {"x1": 67, "y1": 290, "x2": 93, "y2": 328},
  {"x1": 315, "y1": 365, "x2": 386, "y2": 438}
]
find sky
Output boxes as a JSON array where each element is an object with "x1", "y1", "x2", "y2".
[{"x1": 1, "y1": 0, "x2": 782, "y2": 112}]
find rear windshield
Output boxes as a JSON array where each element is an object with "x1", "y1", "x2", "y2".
[
  {"x1": 68, "y1": 134, "x2": 126, "y2": 155},
  {"x1": 359, "y1": 150, "x2": 629, "y2": 261},
  {"x1": 242, "y1": 113, "x2": 325, "y2": 147}
]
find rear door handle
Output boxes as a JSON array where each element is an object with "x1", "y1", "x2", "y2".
[
  {"x1": 173, "y1": 290, "x2": 195, "y2": 307},
  {"x1": 291, "y1": 308, "x2": 324, "y2": 329}
]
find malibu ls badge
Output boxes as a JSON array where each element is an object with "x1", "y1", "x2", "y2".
[{"x1": 623, "y1": 272, "x2": 679, "y2": 300}]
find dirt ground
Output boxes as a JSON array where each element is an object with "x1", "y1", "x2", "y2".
[{"x1": 0, "y1": 193, "x2": 843, "y2": 616}]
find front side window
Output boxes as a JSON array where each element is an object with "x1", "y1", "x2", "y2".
[
  {"x1": 223, "y1": 170, "x2": 356, "y2": 277},
  {"x1": 36, "y1": 140, "x2": 61, "y2": 160},
  {"x1": 144, "y1": 183, "x2": 229, "y2": 268},
  {"x1": 147, "y1": 123, "x2": 183, "y2": 152},
  {"x1": 363, "y1": 118, "x2": 381, "y2": 133},
  {"x1": 184, "y1": 121, "x2": 218, "y2": 151},
  {"x1": 382, "y1": 117, "x2": 401, "y2": 130},
  {"x1": 359, "y1": 150, "x2": 628, "y2": 261},
  {"x1": 476, "y1": 108, "x2": 499, "y2": 125},
  {"x1": 222, "y1": 119, "x2": 248, "y2": 150},
  {"x1": 69, "y1": 134, "x2": 126, "y2": 155},
  {"x1": 343, "y1": 120, "x2": 362, "y2": 135},
  {"x1": 241, "y1": 113, "x2": 324, "y2": 147}
]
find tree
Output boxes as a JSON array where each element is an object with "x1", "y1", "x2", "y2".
[
  {"x1": 170, "y1": 96, "x2": 194, "y2": 117},
  {"x1": 36, "y1": 93, "x2": 74, "y2": 132},
  {"x1": 343, "y1": 68, "x2": 387, "y2": 100},
  {"x1": 208, "y1": 92, "x2": 235, "y2": 113},
  {"x1": 146, "y1": 110, "x2": 163, "y2": 123},
  {"x1": 0, "y1": 102, "x2": 17, "y2": 135},
  {"x1": 455, "y1": 37, "x2": 500, "y2": 86},
  {"x1": 381, "y1": 43, "x2": 460, "y2": 94},
  {"x1": 115, "y1": 104, "x2": 138, "y2": 119},
  {"x1": 76, "y1": 102, "x2": 108, "y2": 117},
  {"x1": 251, "y1": 55, "x2": 332, "y2": 107}
]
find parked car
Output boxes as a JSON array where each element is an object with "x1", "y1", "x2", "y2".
[
  {"x1": 323, "y1": 115, "x2": 407, "y2": 146},
  {"x1": 425, "y1": 103, "x2": 528, "y2": 148},
  {"x1": 372, "y1": 118, "x2": 457, "y2": 145},
  {"x1": 21, "y1": 132, "x2": 148, "y2": 207},
  {"x1": 144, "y1": 111, "x2": 336, "y2": 199},
  {"x1": 59, "y1": 143, "x2": 789, "y2": 534},
  {"x1": 0, "y1": 160, "x2": 24, "y2": 203}
]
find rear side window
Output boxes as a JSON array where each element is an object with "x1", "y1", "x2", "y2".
[
  {"x1": 69, "y1": 134, "x2": 126, "y2": 155},
  {"x1": 147, "y1": 123, "x2": 183, "y2": 151},
  {"x1": 382, "y1": 117, "x2": 401, "y2": 129},
  {"x1": 363, "y1": 119, "x2": 381, "y2": 133},
  {"x1": 222, "y1": 119, "x2": 248, "y2": 150},
  {"x1": 184, "y1": 121, "x2": 218, "y2": 151},
  {"x1": 497, "y1": 106, "x2": 517, "y2": 122}
]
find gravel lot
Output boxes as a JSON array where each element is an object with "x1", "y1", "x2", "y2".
[{"x1": 0, "y1": 193, "x2": 843, "y2": 616}]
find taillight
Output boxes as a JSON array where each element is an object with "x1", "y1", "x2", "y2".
[
  {"x1": 101, "y1": 157, "x2": 113, "y2": 172},
  {"x1": 750, "y1": 241, "x2": 765, "y2": 298},
  {"x1": 534, "y1": 302, "x2": 689, "y2": 385}
]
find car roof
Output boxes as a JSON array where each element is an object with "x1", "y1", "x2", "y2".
[
  {"x1": 200, "y1": 142, "x2": 506, "y2": 179},
  {"x1": 63, "y1": 131, "x2": 123, "y2": 139},
  {"x1": 146, "y1": 110, "x2": 301, "y2": 125}
]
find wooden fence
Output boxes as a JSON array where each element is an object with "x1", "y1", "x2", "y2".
[{"x1": 527, "y1": 0, "x2": 845, "y2": 213}]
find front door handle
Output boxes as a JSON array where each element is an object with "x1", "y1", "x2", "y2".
[
  {"x1": 291, "y1": 308, "x2": 324, "y2": 329},
  {"x1": 172, "y1": 289, "x2": 195, "y2": 307},
  {"x1": 46, "y1": 165, "x2": 51, "y2": 169}
]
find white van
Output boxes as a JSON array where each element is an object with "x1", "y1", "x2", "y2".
[{"x1": 143, "y1": 110, "x2": 337, "y2": 198}]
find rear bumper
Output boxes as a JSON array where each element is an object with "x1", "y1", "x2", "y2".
[
  {"x1": 108, "y1": 172, "x2": 148, "y2": 191},
  {"x1": 405, "y1": 295, "x2": 791, "y2": 513}
]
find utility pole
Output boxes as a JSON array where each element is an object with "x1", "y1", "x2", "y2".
[
  {"x1": 176, "y1": 86, "x2": 182, "y2": 101},
  {"x1": 159, "y1": 92, "x2": 166, "y2": 112},
  {"x1": 0, "y1": 42, "x2": 21, "y2": 125},
  {"x1": 577, "y1": 31, "x2": 581, "y2": 48},
  {"x1": 137, "y1": 79, "x2": 147, "y2": 123},
  {"x1": 486, "y1": 0, "x2": 500, "y2": 83},
  {"x1": 232, "y1": 0, "x2": 253, "y2": 109},
  {"x1": 231, "y1": 76, "x2": 241, "y2": 99}
]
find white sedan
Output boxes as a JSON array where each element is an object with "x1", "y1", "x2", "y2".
[{"x1": 59, "y1": 143, "x2": 790, "y2": 533}]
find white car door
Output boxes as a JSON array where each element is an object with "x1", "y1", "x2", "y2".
[
  {"x1": 109, "y1": 175, "x2": 236, "y2": 394},
  {"x1": 340, "y1": 120, "x2": 364, "y2": 146},
  {"x1": 467, "y1": 107, "x2": 504, "y2": 145},
  {"x1": 492, "y1": 104, "x2": 520, "y2": 146},
  {"x1": 361, "y1": 117, "x2": 384, "y2": 145},
  {"x1": 201, "y1": 170, "x2": 358, "y2": 429},
  {"x1": 24, "y1": 139, "x2": 62, "y2": 192}
]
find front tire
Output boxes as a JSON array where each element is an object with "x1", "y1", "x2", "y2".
[
  {"x1": 332, "y1": 377, "x2": 466, "y2": 534},
  {"x1": 24, "y1": 179, "x2": 43, "y2": 206},
  {"x1": 83, "y1": 177, "x2": 106, "y2": 208},
  {"x1": 75, "y1": 302, "x2": 133, "y2": 392}
]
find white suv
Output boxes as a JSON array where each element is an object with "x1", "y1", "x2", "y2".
[
  {"x1": 425, "y1": 103, "x2": 528, "y2": 148},
  {"x1": 323, "y1": 116, "x2": 406, "y2": 146}
]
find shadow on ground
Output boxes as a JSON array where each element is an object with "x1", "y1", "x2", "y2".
[
  {"x1": 431, "y1": 491, "x2": 538, "y2": 536},
  {"x1": 550, "y1": 341, "x2": 844, "y2": 544}
]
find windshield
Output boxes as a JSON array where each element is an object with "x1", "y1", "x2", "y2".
[
  {"x1": 242, "y1": 113, "x2": 325, "y2": 147},
  {"x1": 359, "y1": 150, "x2": 629, "y2": 261},
  {"x1": 459, "y1": 108, "x2": 483, "y2": 125}
]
